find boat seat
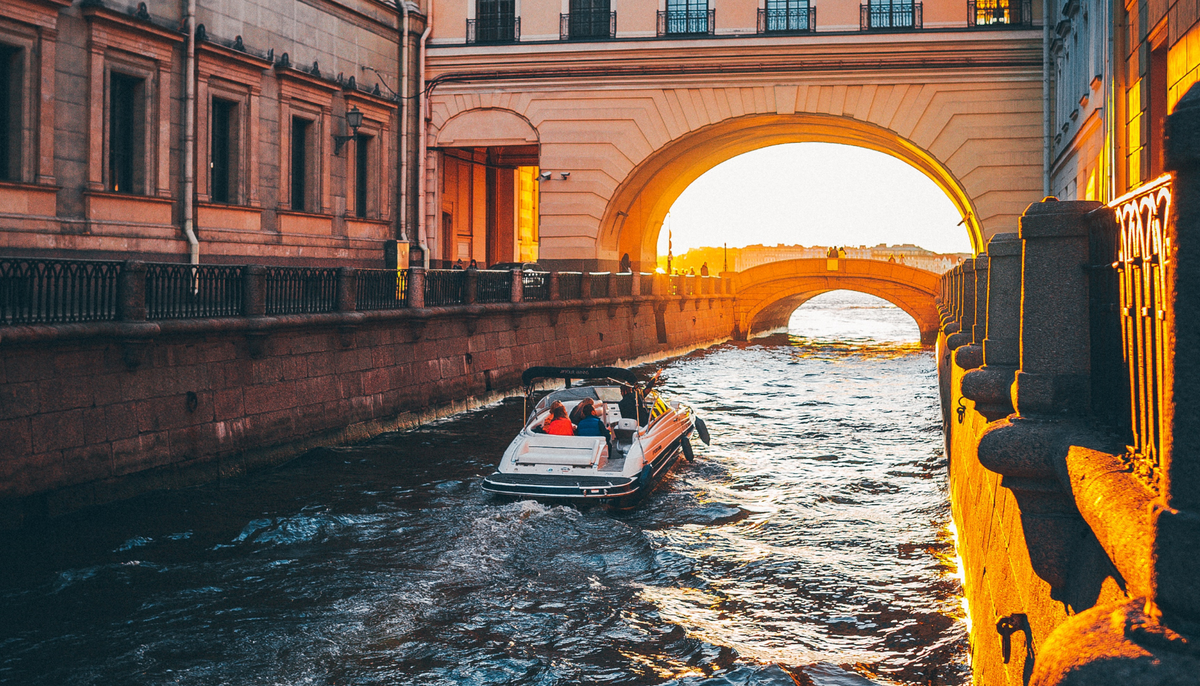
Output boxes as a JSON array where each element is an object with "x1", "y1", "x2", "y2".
[
  {"x1": 515, "y1": 435, "x2": 608, "y2": 467},
  {"x1": 612, "y1": 418, "x2": 638, "y2": 454}
]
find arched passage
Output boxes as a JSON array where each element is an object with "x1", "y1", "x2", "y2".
[
  {"x1": 732, "y1": 259, "x2": 942, "y2": 344},
  {"x1": 602, "y1": 114, "x2": 985, "y2": 271}
]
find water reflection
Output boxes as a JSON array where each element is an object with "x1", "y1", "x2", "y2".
[{"x1": 0, "y1": 292, "x2": 966, "y2": 685}]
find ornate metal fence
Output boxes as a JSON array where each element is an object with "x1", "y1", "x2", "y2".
[
  {"x1": 356, "y1": 268, "x2": 409, "y2": 310},
  {"x1": 615, "y1": 272, "x2": 633, "y2": 296},
  {"x1": 263, "y1": 266, "x2": 338, "y2": 315},
  {"x1": 476, "y1": 270, "x2": 513, "y2": 304},
  {"x1": 861, "y1": 1, "x2": 922, "y2": 29},
  {"x1": 640, "y1": 273, "x2": 656, "y2": 295},
  {"x1": 758, "y1": 6, "x2": 815, "y2": 32},
  {"x1": 425, "y1": 269, "x2": 466, "y2": 307},
  {"x1": 1107, "y1": 175, "x2": 1173, "y2": 488},
  {"x1": 145, "y1": 263, "x2": 244, "y2": 319},
  {"x1": 0, "y1": 257, "x2": 122, "y2": 324},
  {"x1": 523, "y1": 271, "x2": 550, "y2": 301},
  {"x1": 588, "y1": 272, "x2": 610, "y2": 298},
  {"x1": 561, "y1": 9, "x2": 615, "y2": 39},
  {"x1": 558, "y1": 272, "x2": 583, "y2": 300},
  {"x1": 657, "y1": 8, "x2": 714, "y2": 35}
]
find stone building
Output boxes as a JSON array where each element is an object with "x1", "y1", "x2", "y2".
[{"x1": 0, "y1": 0, "x2": 422, "y2": 267}]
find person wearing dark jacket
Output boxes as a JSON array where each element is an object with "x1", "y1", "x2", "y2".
[{"x1": 574, "y1": 404, "x2": 608, "y2": 437}]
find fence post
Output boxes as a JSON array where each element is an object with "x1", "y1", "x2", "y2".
[
  {"x1": 607, "y1": 271, "x2": 617, "y2": 298},
  {"x1": 1157, "y1": 82, "x2": 1200, "y2": 622},
  {"x1": 631, "y1": 271, "x2": 641, "y2": 297},
  {"x1": 962, "y1": 233, "x2": 1021, "y2": 420},
  {"x1": 511, "y1": 269, "x2": 523, "y2": 303},
  {"x1": 465, "y1": 268, "x2": 478, "y2": 304},
  {"x1": 652, "y1": 273, "x2": 664, "y2": 296},
  {"x1": 242, "y1": 265, "x2": 266, "y2": 316},
  {"x1": 549, "y1": 270, "x2": 560, "y2": 301},
  {"x1": 581, "y1": 272, "x2": 592, "y2": 299},
  {"x1": 336, "y1": 267, "x2": 356, "y2": 312},
  {"x1": 947, "y1": 259, "x2": 976, "y2": 350},
  {"x1": 407, "y1": 267, "x2": 425, "y2": 308},
  {"x1": 117, "y1": 260, "x2": 147, "y2": 321},
  {"x1": 954, "y1": 256, "x2": 988, "y2": 369}
]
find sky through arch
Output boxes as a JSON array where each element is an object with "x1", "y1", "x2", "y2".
[{"x1": 658, "y1": 143, "x2": 974, "y2": 256}]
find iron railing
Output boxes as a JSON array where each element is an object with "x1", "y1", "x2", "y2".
[
  {"x1": 758, "y1": 6, "x2": 816, "y2": 32},
  {"x1": 588, "y1": 272, "x2": 610, "y2": 298},
  {"x1": 425, "y1": 269, "x2": 466, "y2": 307},
  {"x1": 467, "y1": 16, "x2": 520, "y2": 44},
  {"x1": 657, "y1": 8, "x2": 715, "y2": 36},
  {"x1": 1108, "y1": 175, "x2": 1173, "y2": 489},
  {"x1": 356, "y1": 268, "x2": 409, "y2": 310},
  {"x1": 615, "y1": 272, "x2": 633, "y2": 296},
  {"x1": 523, "y1": 271, "x2": 550, "y2": 301},
  {"x1": 0, "y1": 257, "x2": 122, "y2": 325},
  {"x1": 561, "y1": 9, "x2": 616, "y2": 39},
  {"x1": 861, "y1": 1, "x2": 922, "y2": 29},
  {"x1": 476, "y1": 270, "x2": 513, "y2": 304},
  {"x1": 263, "y1": 266, "x2": 338, "y2": 315},
  {"x1": 559, "y1": 272, "x2": 583, "y2": 301},
  {"x1": 640, "y1": 272, "x2": 656, "y2": 296},
  {"x1": 967, "y1": 0, "x2": 1030, "y2": 25},
  {"x1": 145, "y1": 263, "x2": 244, "y2": 320},
  {"x1": 1087, "y1": 208, "x2": 1130, "y2": 443}
]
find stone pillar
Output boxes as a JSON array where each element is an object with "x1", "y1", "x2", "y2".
[
  {"x1": 117, "y1": 261, "x2": 147, "y2": 321},
  {"x1": 947, "y1": 259, "x2": 976, "y2": 349},
  {"x1": 335, "y1": 267, "x2": 356, "y2": 312},
  {"x1": 631, "y1": 271, "x2": 641, "y2": 297},
  {"x1": 406, "y1": 267, "x2": 425, "y2": 309},
  {"x1": 962, "y1": 233, "x2": 1021, "y2": 420},
  {"x1": 651, "y1": 272, "x2": 664, "y2": 296},
  {"x1": 511, "y1": 269, "x2": 524, "y2": 303},
  {"x1": 1012, "y1": 200, "x2": 1100, "y2": 417},
  {"x1": 580, "y1": 272, "x2": 592, "y2": 299},
  {"x1": 954, "y1": 256, "x2": 988, "y2": 368},
  {"x1": 607, "y1": 271, "x2": 617, "y2": 298},
  {"x1": 548, "y1": 270, "x2": 560, "y2": 301},
  {"x1": 242, "y1": 265, "x2": 266, "y2": 316},
  {"x1": 464, "y1": 268, "x2": 478, "y2": 305}
]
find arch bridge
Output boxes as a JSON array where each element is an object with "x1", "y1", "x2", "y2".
[{"x1": 731, "y1": 258, "x2": 942, "y2": 344}]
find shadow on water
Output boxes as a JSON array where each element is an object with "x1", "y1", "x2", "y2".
[{"x1": 0, "y1": 292, "x2": 967, "y2": 686}]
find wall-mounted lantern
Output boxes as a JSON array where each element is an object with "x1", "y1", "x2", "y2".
[{"x1": 334, "y1": 106, "x2": 364, "y2": 155}]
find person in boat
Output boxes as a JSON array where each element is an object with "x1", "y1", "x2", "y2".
[
  {"x1": 543, "y1": 401, "x2": 574, "y2": 436},
  {"x1": 619, "y1": 385, "x2": 646, "y2": 426},
  {"x1": 574, "y1": 403, "x2": 608, "y2": 438},
  {"x1": 569, "y1": 397, "x2": 595, "y2": 424}
]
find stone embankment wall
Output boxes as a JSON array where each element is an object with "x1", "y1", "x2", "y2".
[
  {"x1": 940, "y1": 91, "x2": 1200, "y2": 686},
  {"x1": 0, "y1": 292, "x2": 734, "y2": 528}
]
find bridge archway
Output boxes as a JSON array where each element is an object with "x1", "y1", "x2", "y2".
[
  {"x1": 732, "y1": 258, "x2": 942, "y2": 344},
  {"x1": 603, "y1": 114, "x2": 986, "y2": 269}
]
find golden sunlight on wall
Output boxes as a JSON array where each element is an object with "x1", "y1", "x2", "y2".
[
  {"x1": 1168, "y1": 24, "x2": 1200, "y2": 113},
  {"x1": 517, "y1": 167, "x2": 540, "y2": 263}
]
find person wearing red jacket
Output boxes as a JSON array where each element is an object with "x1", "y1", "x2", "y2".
[{"x1": 543, "y1": 401, "x2": 574, "y2": 436}]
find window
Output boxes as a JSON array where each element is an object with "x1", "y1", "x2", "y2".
[
  {"x1": 210, "y1": 98, "x2": 238, "y2": 204},
  {"x1": 566, "y1": 0, "x2": 612, "y2": 40},
  {"x1": 970, "y1": 0, "x2": 1017, "y2": 25},
  {"x1": 290, "y1": 116, "x2": 311, "y2": 211},
  {"x1": 473, "y1": 0, "x2": 518, "y2": 44},
  {"x1": 109, "y1": 72, "x2": 145, "y2": 194},
  {"x1": 0, "y1": 45, "x2": 20, "y2": 182},
  {"x1": 354, "y1": 133, "x2": 370, "y2": 218},
  {"x1": 862, "y1": 0, "x2": 920, "y2": 30},
  {"x1": 663, "y1": 0, "x2": 711, "y2": 35},
  {"x1": 762, "y1": 0, "x2": 813, "y2": 32}
]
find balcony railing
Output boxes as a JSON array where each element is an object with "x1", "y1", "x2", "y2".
[
  {"x1": 588, "y1": 272, "x2": 610, "y2": 299},
  {"x1": 861, "y1": 2, "x2": 922, "y2": 29},
  {"x1": 561, "y1": 10, "x2": 615, "y2": 40},
  {"x1": 758, "y1": 6, "x2": 816, "y2": 33},
  {"x1": 425, "y1": 269, "x2": 467, "y2": 307},
  {"x1": 967, "y1": 0, "x2": 1031, "y2": 26},
  {"x1": 0, "y1": 257, "x2": 121, "y2": 325},
  {"x1": 145, "y1": 263, "x2": 244, "y2": 319},
  {"x1": 558, "y1": 272, "x2": 583, "y2": 301},
  {"x1": 523, "y1": 271, "x2": 550, "y2": 302},
  {"x1": 657, "y1": 8, "x2": 715, "y2": 36},
  {"x1": 356, "y1": 268, "x2": 409, "y2": 311},
  {"x1": 640, "y1": 272, "x2": 656, "y2": 296},
  {"x1": 466, "y1": 16, "x2": 520, "y2": 44},
  {"x1": 1107, "y1": 175, "x2": 1173, "y2": 489}
]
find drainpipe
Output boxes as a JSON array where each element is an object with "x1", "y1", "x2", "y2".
[
  {"x1": 1043, "y1": 0, "x2": 1052, "y2": 196},
  {"x1": 416, "y1": 1, "x2": 433, "y2": 268},
  {"x1": 398, "y1": 1, "x2": 410, "y2": 242},
  {"x1": 182, "y1": 0, "x2": 199, "y2": 264}
]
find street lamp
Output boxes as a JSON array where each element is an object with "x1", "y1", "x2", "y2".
[{"x1": 333, "y1": 106, "x2": 364, "y2": 155}]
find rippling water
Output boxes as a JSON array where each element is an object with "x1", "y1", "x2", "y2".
[{"x1": 0, "y1": 291, "x2": 966, "y2": 686}]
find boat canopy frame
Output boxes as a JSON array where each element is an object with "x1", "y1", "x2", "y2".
[{"x1": 521, "y1": 366, "x2": 639, "y2": 390}]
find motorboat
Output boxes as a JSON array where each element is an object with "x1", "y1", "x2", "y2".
[{"x1": 481, "y1": 366, "x2": 711, "y2": 506}]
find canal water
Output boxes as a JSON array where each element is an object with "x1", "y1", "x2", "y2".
[{"x1": 0, "y1": 291, "x2": 967, "y2": 686}]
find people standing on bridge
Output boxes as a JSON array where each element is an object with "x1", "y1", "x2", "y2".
[
  {"x1": 837, "y1": 247, "x2": 847, "y2": 259},
  {"x1": 688, "y1": 267, "x2": 695, "y2": 276},
  {"x1": 700, "y1": 262, "x2": 709, "y2": 276},
  {"x1": 543, "y1": 401, "x2": 574, "y2": 436},
  {"x1": 619, "y1": 253, "x2": 631, "y2": 273},
  {"x1": 827, "y1": 246, "x2": 838, "y2": 258},
  {"x1": 468, "y1": 259, "x2": 478, "y2": 270}
]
